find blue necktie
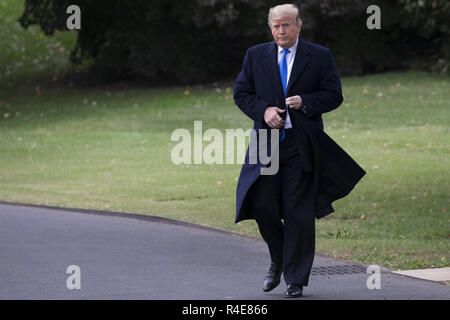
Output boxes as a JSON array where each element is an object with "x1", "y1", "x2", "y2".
[{"x1": 279, "y1": 49, "x2": 289, "y2": 142}]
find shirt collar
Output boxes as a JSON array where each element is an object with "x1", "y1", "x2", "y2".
[{"x1": 278, "y1": 38, "x2": 299, "y2": 56}]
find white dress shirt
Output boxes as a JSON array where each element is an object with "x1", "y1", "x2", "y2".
[{"x1": 277, "y1": 38, "x2": 299, "y2": 129}]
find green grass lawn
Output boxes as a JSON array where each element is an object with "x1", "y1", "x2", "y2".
[{"x1": 1, "y1": 1, "x2": 448, "y2": 271}]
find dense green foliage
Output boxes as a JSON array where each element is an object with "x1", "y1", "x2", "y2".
[{"x1": 18, "y1": 0, "x2": 449, "y2": 83}]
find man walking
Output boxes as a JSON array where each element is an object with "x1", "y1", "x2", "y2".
[{"x1": 233, "y1": 4, "x2": 365, "y2": 297}]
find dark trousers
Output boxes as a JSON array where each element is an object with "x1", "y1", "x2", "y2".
[{"x1": 248, "y1": 129, "x2": 315, "y2": 286}]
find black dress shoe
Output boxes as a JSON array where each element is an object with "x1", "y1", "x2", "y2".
[
  {"x1": 263, "y1": 262, "x2": 282, "y2": 292},
  {"x1": 285, "y1": 284, "x2": 303, "y2": 298}
]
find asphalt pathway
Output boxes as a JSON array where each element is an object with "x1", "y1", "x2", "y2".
[{"x1": 0, "y1": 203, "x2": 449, "y2": 300}]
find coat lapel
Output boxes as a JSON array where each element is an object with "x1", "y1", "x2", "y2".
[
  {"x1": 287, "y1": 38, "x2": 311, "y2": 95},
  {"x1": 263, "y1": 42, "x2": 284, "y2": 102}
]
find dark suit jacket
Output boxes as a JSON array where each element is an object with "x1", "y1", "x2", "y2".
[{"x1": 233, "y1": 37, "x2": 365, "y2": 223}]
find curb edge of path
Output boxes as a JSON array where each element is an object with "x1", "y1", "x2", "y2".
[
  {"x1": 0, "y1": 199, "x2": 338, "y2": 260},
  {"x1": 4, "y1": 199, "x2": 449, "y2": 288},
  {"x1": 0, "y1": 200, "x2": 262, "y2": 241}
]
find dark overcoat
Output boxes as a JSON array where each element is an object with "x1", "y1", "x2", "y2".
[{"x1": 233, "y1": 37, "x2": 366, "y2": 223}]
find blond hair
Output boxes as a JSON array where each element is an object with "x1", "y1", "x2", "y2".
[{"x1": 268, "y1": 4, "x2": 302, "y2": 26}]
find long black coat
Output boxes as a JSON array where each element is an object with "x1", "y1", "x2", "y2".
[{"x1": 233, "y1": 38, "x2": 366, "y2": 223}]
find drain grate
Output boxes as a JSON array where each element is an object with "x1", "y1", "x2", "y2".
[{"x1": 311, "y1": 264, "x2": 368, "y2": 276}]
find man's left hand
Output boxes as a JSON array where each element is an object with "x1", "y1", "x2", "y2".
[{"x1": 285, "y1": 95, "x2": 303, "y2": 110}]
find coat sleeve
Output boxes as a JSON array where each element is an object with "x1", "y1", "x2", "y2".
[
  {"x1": 300, "y1": 49, "x2": 343, "y2": 117},
  {"x1": 233, "y1": 50, "x2": 271, "y2": 124}
]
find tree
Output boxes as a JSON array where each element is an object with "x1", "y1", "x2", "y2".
[{"x1": 19, "y1": 0, "x2": 449, "y2": 84}]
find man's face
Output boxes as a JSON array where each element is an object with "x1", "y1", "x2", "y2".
[{"x1": 270, "y1": 16, "x2": 301, "y2": 49}]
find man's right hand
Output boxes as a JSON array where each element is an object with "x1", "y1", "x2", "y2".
[{"x1": 264, "y1": 106, "x2": 286, "y2": 128}]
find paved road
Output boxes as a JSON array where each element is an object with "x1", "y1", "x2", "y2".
[{"x1": 0, "y1": 203, "x2": 448, "y2": 300}]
